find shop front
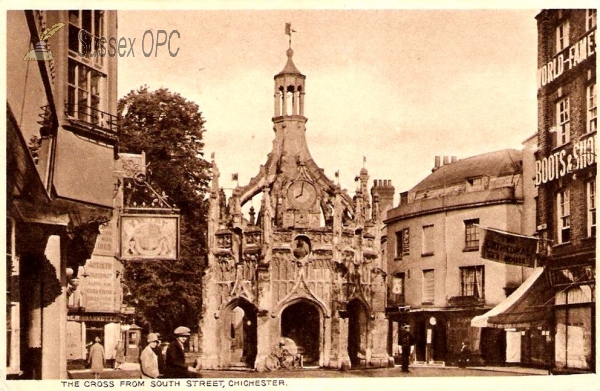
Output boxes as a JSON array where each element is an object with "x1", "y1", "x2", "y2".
[{"x1": 471, "y1": 267, "x2": 554, "y2": 369}]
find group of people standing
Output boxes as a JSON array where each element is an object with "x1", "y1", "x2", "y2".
[
  {"x1": 87, "y1": 325, "x2": 200, "y2": 379},
  {"x1": 140, "y1": 326, "x2": 200, "y2": 379}
]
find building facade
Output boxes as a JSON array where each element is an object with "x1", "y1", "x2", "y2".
[
  {"x1": 200, "y1": 45, "x2": 392, "y2": 371},
  {"x1": 535, "y1": 9, "x2": 596, "y2": 373},
  {"x1": 384, "y1": 151, "x2": 536, "y2": 366},
  {"x1": 6, "y1": 10, "x2": 119, "y2": 379}
]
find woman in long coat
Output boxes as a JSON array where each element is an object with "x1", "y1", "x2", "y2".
[{"x1": 88, "y1": 337, "x2": 105, "y2": 379}]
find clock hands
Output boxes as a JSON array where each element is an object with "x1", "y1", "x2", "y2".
[{"x1": 296, "y1": 182, "x2": 305, "y2": 198}]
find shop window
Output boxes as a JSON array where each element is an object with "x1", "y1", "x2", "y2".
[
  {"x1": 556, "y1": 20, "x2": 569, "y2": 53},
  {"x1": 557, "y1": 189, "x2": 571, "y2": 244},
  {"x1": 391, "y1": 273, "x2": 405, "y2": 305},
  {"x1": 556, "y1": 97, "x2": 570, "y2": 146},
  {"x1": 464, "y1": 218, "x2": 480, "y2": 250},
  {"x1": 587, "y1": 83, "x2": 596, "y2": 133},
  {"x1": 587, "y1": 179, "x2": 596, "y2": 237},
  {"x1": 587, "y1": 9, "x2": 597, "y2": 31},
  {"x1": 422, "y1": 269, "x2": 434, "y2": 303},
  {"x1": 421, "y1": 224, "x2": 434, "y2": 256},
  {"x1": 460, "y1": 265, "x2": 484, "y2": 298},
  {"x1": 395, "y1": 228, "x2": 409, "y2": 259}
]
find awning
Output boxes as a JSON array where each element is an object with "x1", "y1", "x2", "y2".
[{"x1": 471, "y1": 267, "x2": 553, "y2": 329}]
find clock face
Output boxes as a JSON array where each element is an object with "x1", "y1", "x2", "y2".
[{"x1": 287, "y1": 180, "x2": 317, "y2": 209}]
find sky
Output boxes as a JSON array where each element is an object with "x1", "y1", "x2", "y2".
[{"x1": 116, "y1": 7, "x2": 541, "y2": 201}]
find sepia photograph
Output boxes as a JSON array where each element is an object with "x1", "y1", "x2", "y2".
[{"x1": 2, "y1": 1, "x2": 597, "y2": 390}]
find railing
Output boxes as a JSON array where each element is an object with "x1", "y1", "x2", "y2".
[{"x1": 64, "y1": 103, "x2": 119, "y2": 135}]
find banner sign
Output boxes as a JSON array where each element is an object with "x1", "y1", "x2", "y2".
[
  {"x1": 480, "y1": 228, "x2": 537, "y2": 267},
  {"x1": 120, "y1": 214, "x2": 179, "y2": 260}
]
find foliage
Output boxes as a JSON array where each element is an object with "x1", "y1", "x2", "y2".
[{"x1": 118, "y1": 85, "x2": 211, "y2": 335}]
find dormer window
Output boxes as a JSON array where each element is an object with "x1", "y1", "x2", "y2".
[{"x1": 467, "y1": 176, "x2": 485, "y2": 191}]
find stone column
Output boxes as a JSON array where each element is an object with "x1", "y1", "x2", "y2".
[
  {"x1": 254, "y1": 266, "x2": 272, "y2": 371},
  {"x1": 42, "y1": 235, "x2": 67, "y2": 379}
]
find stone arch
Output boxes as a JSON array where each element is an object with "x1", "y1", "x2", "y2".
[
  {"x1": 278, "y1": 298, "x2": 324, "y2": 366},
  {"x1": 218, "y1": 297, "x2": 258, "y2": 368}
]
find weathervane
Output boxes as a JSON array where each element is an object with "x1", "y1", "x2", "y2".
[{"x1": 285, "y1": 22, "x2": 296, "y2": 48}]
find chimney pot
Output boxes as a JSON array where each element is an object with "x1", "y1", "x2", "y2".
[
  {"x1": 451, "y1": 156, "x2": 458, "y2": 163},
  {"x1": 434, "y1": 156, "x2": 441, "y2": 169},
  {"x1": 443, "y1": 156, "x2": 450, "y2": 165}
]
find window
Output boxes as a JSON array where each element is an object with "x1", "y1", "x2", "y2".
[
  {"x1": 464, "y1": 219, "x2": 480, "y2": 250},
  {"x1": 588, "y1": 179, "x2": 596, "y2": 237},
  {"x1": 422, "y1": 269, "x2": 434, "y2": 303},
  {"x1": 395, "y1": 228, "x2": 410, "y2": 258},
  {"x1": 587, "y1": 9, "x2": 597, "y2": 31},
  {"x1": 422, "y1": 225, "x2": 434, "y2": 256},
  {"x1": 557, "y1": 189, "x2": 571, "y2": 243},
  {"x1": 556, "y1": 20, "x2": 569, "y2": 53},
  {"x1": 391, "y1": 273, "x2": 405, "y2": 305},
  {"x1": 67, "y1": 10, "x2": 107, "y2": 125},
  {"x1": 67, "y1": 59, "x2": 104, "y2": 124},
  {"x1": 69, "y1": 10, "x2": 105, "y2": 66},
  {"x1": 460, "y1": 266, "x2": 484, "y2": 298},
  {"x1": 587, "y1": 83, "x2": 597, "y2": 133},
  {"x1": 557, "y1": 97, "x2": 571, "y2": 146}
]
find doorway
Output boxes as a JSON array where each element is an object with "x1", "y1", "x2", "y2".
[
  {"x1": 281, "y1": 301, "x2": 321, "y2": 366},
  {"x1": 224, "y1": 299, "x2": 257, "y2": 368}
]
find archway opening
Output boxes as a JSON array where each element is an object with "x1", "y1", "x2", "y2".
[
  {"x1": 281, "y1": 301, "x2": 320, "y2": 366},
  {"x1": 224, "y1": 300, "x2": 257, "y2": 368},
  {"x1": 347, "y1": 299, "x2": 368, "y2": 367}
]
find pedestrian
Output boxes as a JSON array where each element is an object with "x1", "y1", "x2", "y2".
[
  {"x1": 400, "y1": 324, "x2": 415, "y2": 373},
  {"x1": 458, "y1": 340, "x2": 470, "y2": 368},
  {"x1": 113, "y1": 340, "x2": 125, "y2": 370},
  {"x1": 164, "y1": 326, "x2": 198, "y2": 378},
  {"x1": 88, "y1": 337, "x2": 105, "y2": 379},
  {"x1": 152, "y1": 333, "x2": 166, "y2": 377},
  {"x1": 140, "y1": 333, "x2": 161, "y2": 379}
]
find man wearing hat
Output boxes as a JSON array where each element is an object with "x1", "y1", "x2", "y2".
[
  {"x1": 165, "y1": 326, "x2": 198, "y2": 378},
  {"x1": 400, "y1": 324, "x2": 415, "y2": 373},
  {"x1": 140, "y1": 333, "x2": 160, "y2": 379}
]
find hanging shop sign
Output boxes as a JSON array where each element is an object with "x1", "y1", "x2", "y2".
[
  {"x1": 480, "y1": 227, "x2": 538, "y2": 267},
  {"x1": 534, "y1": 133, "x2": 596, "y2": 186},
  {"x1": 537, "y1": 29, "x2": 596, "y2": 89},
  {"x1": 120, "y1": 214, "x2": 179, "y2": 260}
]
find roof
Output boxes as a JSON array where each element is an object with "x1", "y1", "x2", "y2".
[
  {"x1": 276, "y1": 48, "x2": 303, "y2": 76},
  {"x1": 411, "y1": 149, "x2": 522, "y2": 194}
]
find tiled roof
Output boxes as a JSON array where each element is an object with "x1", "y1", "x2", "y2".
[{"x1": 411, "y1": 149, "x2": 522, "y2": 193}]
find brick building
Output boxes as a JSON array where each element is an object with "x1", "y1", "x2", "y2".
[
  {"x1": 534, "y1": 9, "x2": 596, "y2": 373},
  {"x1": 200, "y1": 43, "x2": 392, "y2": 371}
]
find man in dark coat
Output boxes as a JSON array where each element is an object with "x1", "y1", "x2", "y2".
[
  {"x1": 164, "y1": 326, "x2": 198, "y2": 378},
  {"x1": 400, "y1": 324, "x2": 415, "y2": 373}
]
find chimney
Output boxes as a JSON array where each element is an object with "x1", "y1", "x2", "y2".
[
  {"x1": 371, "y1": 179, "x2": 395, "y2": 220},
  {"x1": 443, "y1": 156, "x2": 450, "y2": 165},
  {"x1": 451, "y1": 156, "x2": 458, "y2": 163},
  {"x1": 433, "y1": 156, "x2": 441, "y2": 172}
]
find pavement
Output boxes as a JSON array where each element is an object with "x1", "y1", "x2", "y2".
[{"x1": 68, "y1": 362, "x2": 550, "y2": 379}]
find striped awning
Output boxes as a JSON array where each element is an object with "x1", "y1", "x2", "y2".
[{"x1": 471, "y1": 267, "x2": 553, "y2": 330}]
